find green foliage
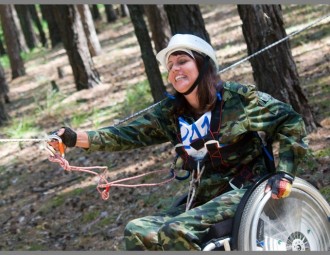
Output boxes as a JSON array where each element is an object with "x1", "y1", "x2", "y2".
[
  {"x1": 3, "y1": 117, "x2": 41, "y2": 139},
  {"x1": 51, "y1": 195, "x2": 65, "y2": 207},
  {"x1": 21, "y1": 47, "x2": 47, "y2": 63},
  {"x1": 319, "y1": 186, "x2": 330, "y2": 203},
  {"x1": 27, "y1": 243, "x2": 47, "y2": 251},
  {"x1": 82, "y1": 210, "x2": 100, "y2": 224},
  {"x1": 120, "y1": 79, "x2": 153, "y2": 118},
  {"x1": 0, "y1": 55, "x2": 10, "y2": 68},
  {"x1": 71, "y1": 112, "x2": 90, "y2": 128},
  {"x1": 34, "y1": 89, "x2": 67, "y2": 118},
  {"x1": 313, "y1": 147, "x2": 330, "y2": 158}
]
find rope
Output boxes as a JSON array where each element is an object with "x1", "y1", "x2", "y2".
[
  {"x1": 48, "y1": 154, "x2": 177, "y2": 200},
  {"x1": 0, "y1": 138, "x2": 49, "y2": 143},
  {"x1": 186, "y1": 162, "x2": 205, "y2": 211}
]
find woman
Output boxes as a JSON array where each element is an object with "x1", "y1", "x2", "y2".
[{"x1": 50, "y1": 34, "x2": 308, "y2": 250}]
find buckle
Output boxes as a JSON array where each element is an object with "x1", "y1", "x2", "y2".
[{"x1": 204, "y1": 140, "x2": 220, "y2": 149}]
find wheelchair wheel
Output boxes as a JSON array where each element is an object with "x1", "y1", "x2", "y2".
[{"x1": 237, "y1": 177, "x2": 330, "y2": 251}]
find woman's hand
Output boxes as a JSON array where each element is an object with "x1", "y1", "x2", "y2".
[
  {"x1": 50, "y1": 127, "x2": 77, "y2": 146},
  {"x1": 264, "y1": 173, "x2": 294, "y2": 199},
  {"x1": 48, "y1": 127, "x2": 90, "y2": 151},
  {"x1": 48, "y1": 127, "x2": 77, "y2": 155}
]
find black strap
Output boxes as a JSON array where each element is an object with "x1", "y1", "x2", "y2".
[
  {"x1": 182, "y1": 56, "x2": 210, "y2": 96},
  {"x1": 175, "y1": 89, "x2": 224, "y2": 171}
]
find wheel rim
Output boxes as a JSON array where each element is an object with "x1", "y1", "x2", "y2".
[
  {"x1": 287, "y1": 231, "x2": 310, "y2": 251},
  {"x1": 250, "y1": 189, "x2": 330, "y2": 251}
]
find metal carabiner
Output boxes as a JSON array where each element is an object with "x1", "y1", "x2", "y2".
[{"x1": 46, "y1": 134, "x2": 65, "y2": 158}]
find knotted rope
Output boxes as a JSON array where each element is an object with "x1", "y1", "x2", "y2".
[{"x1": 48, "y1": 154, "x2": 176, "y2": 200}]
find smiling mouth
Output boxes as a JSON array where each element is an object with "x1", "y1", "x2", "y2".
[{"x1": 175, "y1": 75, "x2": 185, "y2": 81}]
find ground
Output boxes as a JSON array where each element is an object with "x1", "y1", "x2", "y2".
[{"x1": 0, "y1": 4, "x2": 329, "y2": 251}]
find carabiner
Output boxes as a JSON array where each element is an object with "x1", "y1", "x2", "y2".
[{"x1": 47, "y1": 134, "x2": 65, "y2": 158}]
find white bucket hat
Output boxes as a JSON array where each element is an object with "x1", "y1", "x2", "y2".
[{"x1": 156, "y1": 34, "x2": 218, "y2": 72}]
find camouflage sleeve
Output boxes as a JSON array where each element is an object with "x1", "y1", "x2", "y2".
[
  {"x1": 86, "y1": 101, "x2": 171, "y2": 152},
  {"x1": 242, "y1": 84, "x2": 308, "y2": 176}
]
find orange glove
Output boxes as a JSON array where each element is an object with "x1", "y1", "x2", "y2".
[{"x1": 265, "y1": 173, "x2": 294, "y2": 199}]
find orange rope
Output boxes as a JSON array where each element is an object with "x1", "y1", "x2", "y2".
[{"x1": 48, "y1": 154, "x2": 176, "y2": 200}]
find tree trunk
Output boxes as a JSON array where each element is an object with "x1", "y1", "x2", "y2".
[
  {"x1": 11, "y1": 5, "x2": 28, "y2": 53},
  {"x1": 14, "y1": 5, "x2": 38, "y2": 50},
  {"x1": 27, "y1": 5, "x2": 47, "y2": 47},
  {"x1": 164, "y1": 5, "x2": 211, "y2": 44},
  {"x1": 120, "y1": 4, "x2": 129, "y2": 17},
  {"x1": 104, "y1": 5, "x2": 117, "y2": 23},
  {"x1": 52, "y1": 5, "x2": 101, "y2": 90},
  {"x1": 237, "y1": 4, "x2": 317, "y2": 132},
  {"x1": 90, "y1": 5, "x2": 101, "y2": 21},
  {"x1": 40, "y1": 5, "x2": 62, "y2": 48},
  {"x1": 144, "y1": 5, "x2": 171, "y2": 53},
  {"x1": 0, "y1": 38, "x2": 6, "y2": 55},
  {"x1": 0, "y1": 63, "x2": 10, "y2": 125},
  {"x1": 127, "y1": 5, "x2": 166, "y2": 103},
  {"x1": 77, "y1": 4, "x2": 102, "y2": 57},
  {"x1": 0, "y1": 5, "x2": 26, "y2": 79}
]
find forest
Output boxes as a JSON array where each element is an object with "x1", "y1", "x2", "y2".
[{"x1": 0, "y1": 4, "x2": 329, "y2": 251}]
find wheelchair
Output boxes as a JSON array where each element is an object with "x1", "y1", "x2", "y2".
[{"x1": 200, "y1": 174, "x2": 330, "y2": 251}]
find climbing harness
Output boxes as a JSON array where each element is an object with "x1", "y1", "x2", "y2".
[{"x1": 0, "y1": 12, "x2": 329, "y2": 200}]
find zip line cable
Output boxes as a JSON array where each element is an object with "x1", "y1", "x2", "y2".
[
  {"x1": 113, "y1": 12, "x2": 330, "y2": 127},
  {"x1": 0, "y1": 138, "x2": 49, "y2": 143},
  {"x1": 218, "y1": 12, "x2": 330, "y2": 74},
  {"x1": 0, "y1": 12, "x2": 329, "y2": 142}
]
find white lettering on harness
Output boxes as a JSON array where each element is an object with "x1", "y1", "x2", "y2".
[{"x1": 179, "y1": 112, "x2": 211, "y2": 160}]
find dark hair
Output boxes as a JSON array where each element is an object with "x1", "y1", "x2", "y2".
[{"x1": 169, "y1": 51, "x2": 221, "y2": 118}]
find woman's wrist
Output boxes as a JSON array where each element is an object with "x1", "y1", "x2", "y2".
[{"x1": 75, "y1": 131, "x2": 90, "y2": 148}]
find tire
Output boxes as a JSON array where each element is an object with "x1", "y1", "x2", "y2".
[{"x1": 237, "y1": 177, "x2": 330, "y2": 251}]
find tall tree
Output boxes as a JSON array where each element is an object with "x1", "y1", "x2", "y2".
[
  {"x1": 77, "y1": 5, "x2": 102, "y2": 57},
  {"x1": 0, "y1": 62, "x2": 10, "y2": 125},
  {"x1": 40, "y1": 5, "x2": 61, "y2": 48},
  {"x1": 27, "y1": 5, "x2": 47, "y2": 47},
  {"x1": 14, "y1": 5, "x2": 38, "y2": 50},
  {"x1": 90, "y1": 5, "x2": 102, "y2": 21},
  {"x1": 0, "y1": 5, "x2": 26, "y2": 79},
  {"x1": 104, "y1": 5, "x2": 117, "y2": 23},
  {"x1": 164, "y1": 5, "x2": 210, "y2": 44},
  {"x1": 120, "y1": 4, "x2": 129, "y2": 17},
  {"x1": 11, "y1": 5, "x2": 28, "y2": 53},
  {"x1": 0, "y1": 38, "x2": 6, "y2": 56},
  {"x1": 237, "y1": 5, "x2": 317, "y2": 132},
  {"x1": 52, "y1": 5, "x2": 101, "y2": 90},
  {"x1": 127, "y1": 5, "x2": 166, "y2": 103},
  {"x1": 144, "y1": 5, "x2": 171, "y2": 53}
]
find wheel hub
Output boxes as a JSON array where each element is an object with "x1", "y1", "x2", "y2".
[{"x1": 286, "y1": 231, "x2": 310, "y2": 251}]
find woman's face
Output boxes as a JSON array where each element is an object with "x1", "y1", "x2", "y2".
[{"x1": 167, "y1": 53, "x2": 199, "y2": 94}]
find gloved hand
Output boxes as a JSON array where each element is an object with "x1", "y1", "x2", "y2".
[
  {"x1": 264, "y1": 172, "x2": 294, "y2": 199},
  {"x1": 50, "y1": 127, "x2": 77, "y2": 147}
]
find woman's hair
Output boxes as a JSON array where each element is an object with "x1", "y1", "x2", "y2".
[{"x1": 169, "y1": 51, "x2": 221, "y2": 118}]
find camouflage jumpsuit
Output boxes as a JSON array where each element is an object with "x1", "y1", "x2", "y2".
[{"x1": 86, "y1": 81, "x2": 308, "y2": 250}]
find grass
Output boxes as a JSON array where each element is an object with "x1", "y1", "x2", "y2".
[
  {"x1": 118, "y1": 79, "x2": 153, "y2": 118},
  {"x1": 34, "y1": 89, "x2": 67, "y2": 117},
  {"x1": 2, "y1": 117, "x2": 41, "y2": 139}
]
